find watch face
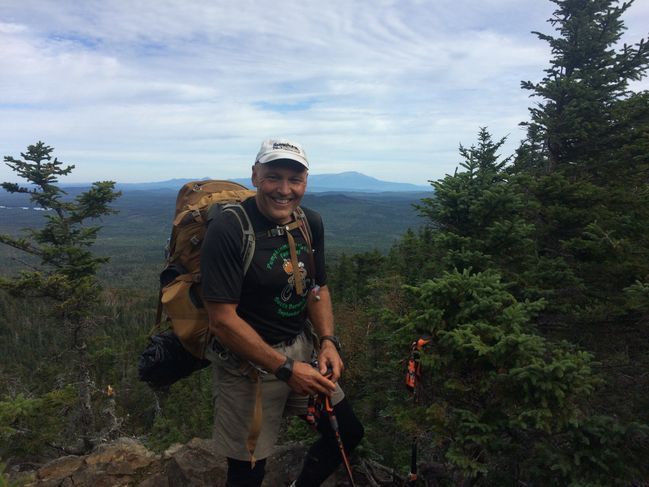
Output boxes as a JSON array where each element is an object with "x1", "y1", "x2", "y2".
[
  {"x1": 276, "y1": 365, "x2": 291, "y2": 381},
  {"x1": 276, "y1": 357, "x2": 293, "y2": 382}
]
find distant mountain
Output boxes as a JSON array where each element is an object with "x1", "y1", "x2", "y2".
[
  {"x1": 112, "y1": 172, "x2": 431, "y2": 193},
  {"x1": 312, "y1": 171, "x2": 429, "y2": 192}
]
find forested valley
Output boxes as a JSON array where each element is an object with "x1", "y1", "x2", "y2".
[{"x1": 2, "y1": 1, "x2": 649, "y2": 485}]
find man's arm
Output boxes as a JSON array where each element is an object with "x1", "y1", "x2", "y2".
[
  {"x1": 206, "y1": 301, "x2": 336, "y2": 396},
  {"x1": 306, "y1": 285, "x2": 345, "y2": 382}
]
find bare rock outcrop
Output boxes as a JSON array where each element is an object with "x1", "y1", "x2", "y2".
[
  {"x1": 18, "y1": 438, "x2": 224, "y2": 487},
  {"x1": 10, "y1": 437, "x2": 405, "y2": 486}
]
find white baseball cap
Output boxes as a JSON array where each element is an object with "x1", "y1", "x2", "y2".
[{"x1": 255, "y1": 138, "x2": 309, "y2": 169}]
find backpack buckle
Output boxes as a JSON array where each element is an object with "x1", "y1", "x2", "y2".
[{"x1": 268, "y1": 227, "x2": 286, "y2": 237}]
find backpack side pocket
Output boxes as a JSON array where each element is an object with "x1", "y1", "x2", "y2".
[{"x1": 161, "y1": 273, "x2": 209, "y2": 359}]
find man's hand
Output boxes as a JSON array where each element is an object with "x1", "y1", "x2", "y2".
[
  {"x1": 318, "y1": 340, "x2": 344, "y2": 383},
  {"x1": 287, "y1": 361, "x2": 337, "y2": 396}
]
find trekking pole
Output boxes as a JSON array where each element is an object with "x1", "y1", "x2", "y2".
[
  {"x1": 324, "y1": 395, "x2": 357, "y2": 487},
  {"x1": 308, "y1": 360, "x2": 356, "y2": 486},
  {"x1": 405, "y1": 337, "x2": 431, "y2": 484},
  {"x1": 408, "y1": 440, "x2": 418, "y2": 483}
]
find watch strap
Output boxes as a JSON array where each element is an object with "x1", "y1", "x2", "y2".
[{"x1": 319, "y1": 335, "x2": 341, "y2": 352}]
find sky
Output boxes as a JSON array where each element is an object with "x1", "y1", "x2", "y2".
[{"x1": 1, "y1": 1, "x2": 648, "y2": 186}]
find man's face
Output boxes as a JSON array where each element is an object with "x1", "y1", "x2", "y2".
[{"x1": 251, "y1": 161, "x2": 308, "y2": 224}]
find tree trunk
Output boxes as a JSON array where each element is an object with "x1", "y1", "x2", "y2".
[{"x1": 73, "y1": 320, "x2": 96, "y2": 452}]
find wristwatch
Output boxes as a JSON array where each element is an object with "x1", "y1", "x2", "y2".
[
  {"x1": 275, "y1": 356, "x2": 294, "y2": 382},
  {"x1": 319, "y1": 335, "x2": 342, "y2": 353}
]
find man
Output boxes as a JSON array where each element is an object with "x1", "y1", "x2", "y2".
[{"x1": 201, "y1": 138, "x2": 364, "y2": 487}]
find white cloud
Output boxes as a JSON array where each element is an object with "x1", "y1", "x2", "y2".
[{"x1": 0, "y1": 0, "x2": 646, "y2": 185}]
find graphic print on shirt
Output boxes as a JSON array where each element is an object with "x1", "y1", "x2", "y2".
[
  {"x1": 266, "y1": 242, "x2": 311, "y2": 318},
  {"x1": 281, "y1": 259, "x2": 307, "y2": 301}
]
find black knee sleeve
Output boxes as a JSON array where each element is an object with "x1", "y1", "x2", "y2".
[
  {"x1": 226, "y1": 457, "x2": 266, "y2": 487},
  {"x1": 329, "y1": 397, "x2": 364, "y2": 451},
  {"x1": 296, "y1": 398, "x2": 364, "y2": 487}
]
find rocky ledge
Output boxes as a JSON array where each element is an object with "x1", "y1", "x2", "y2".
[{"x1": 7, "y1": 437, "x2": 406, "y2": 486}]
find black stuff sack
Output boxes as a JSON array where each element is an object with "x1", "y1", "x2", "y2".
[{"x1": 138, "y1": 330, "x2": 210, "y2": 389}]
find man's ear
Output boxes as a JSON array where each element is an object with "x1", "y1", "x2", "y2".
[{"x1": 251, "y1": 165, "x2": 259, "y2": 187}]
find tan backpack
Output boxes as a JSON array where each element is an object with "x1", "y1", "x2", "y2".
[{"x1": 154, "y1": 180, "x2": 256, "y2": 358}]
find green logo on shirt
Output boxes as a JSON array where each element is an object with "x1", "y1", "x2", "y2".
[{"x1": 265, "y1": 243, "x2": 309, "y2": 315}]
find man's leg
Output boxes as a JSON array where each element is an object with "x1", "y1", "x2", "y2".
[
  {"x1": 295, "y1": 398, "x2": 364, "y2": 487},
  {"x1": 210, "y1": 356, "x2": 292, "y2": 485},
  {"x1": 211, "y1": 330, "x2": 320, "y2": 486},
  {"x1": 226, "y1": 458, "x2": 266, "y2": 487}
]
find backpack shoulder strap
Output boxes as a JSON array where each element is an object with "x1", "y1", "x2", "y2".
[
  {"x1": 221, "y1": 203, "x2": 256, "y2": 275},
  {"x1": 293, "y1": 206, "x2": 313, "y2": 246},
  {"x1": 293, "y1": 206, "x2": 318, "y2": 282}
]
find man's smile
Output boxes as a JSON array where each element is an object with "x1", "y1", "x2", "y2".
[{"x1": 272, "y1": 197, "x2": 293, "y2": 205}]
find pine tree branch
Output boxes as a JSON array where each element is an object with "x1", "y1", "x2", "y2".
[
  {"x1": 0, "y1": 234, "x2": 43, "y2": 257},
  {"x1": 1, "y1": 182, "x2": 29, "y2": 194},
  {"x1": 8, "y1": 256, "x2": 41, "y2": 272}
]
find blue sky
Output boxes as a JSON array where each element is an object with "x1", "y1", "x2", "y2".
[{"x1": 1, "y1": 0, "x2": 647, "y2": 185}]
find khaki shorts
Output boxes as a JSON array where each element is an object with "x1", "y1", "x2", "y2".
[{"x1": 207, "y1": 328, "x2": 345, "y2": 461}]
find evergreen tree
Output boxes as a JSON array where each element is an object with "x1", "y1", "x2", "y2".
[
  {"x1": 330, "y1": 249, "x2": 386, "y2": 306},
  {"x1": 386, "y1": 227, "x2": 438, "y2": 284},
  {"x1": 415, "y1": 128, "x2": 537, "y2": 295},
  {"x1": 520, "y1": 0, "x2": 649, "y2": 179},
  {"x1": 514, "y1": 0, "x2": 649, "y2": 415},
  {"x1": 397, "y1": 269, "x2": 648, "y2": 485},
  {"x1": 0, "y1": 142, "x2": 121, "y2": 452}
]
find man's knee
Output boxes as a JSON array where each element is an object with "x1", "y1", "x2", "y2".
[
  {"x1": 313, "y1": 398, "x2": 364, "y2": 451},
  {"x1": 334, "y1": 398, "x2": 364, "y2": 450}
]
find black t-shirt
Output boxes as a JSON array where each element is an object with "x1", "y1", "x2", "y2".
[{"x1": 200, "y1": 197, "x2": 327, "y2": 345}]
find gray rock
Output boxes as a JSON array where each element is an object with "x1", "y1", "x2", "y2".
[{"x1": 21, "y1": 437, "x2": 384, "y2": 487}]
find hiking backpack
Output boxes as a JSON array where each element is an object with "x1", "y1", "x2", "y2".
[{"x1": 154, "y1": 179, "x2": 256, "y2": 359}]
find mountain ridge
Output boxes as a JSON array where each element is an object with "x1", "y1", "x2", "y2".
[{"x1": 106, "y1": 171, "x2": 431, "y2": 193}]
